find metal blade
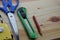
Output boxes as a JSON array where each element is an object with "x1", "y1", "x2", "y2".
[{"x1": 7, "y1": 12, "x2": 19, "y2": 40}]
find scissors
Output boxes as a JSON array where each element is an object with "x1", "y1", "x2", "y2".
[{"x1": 0, "y1": 0, "x2": 19, "y2": 40}]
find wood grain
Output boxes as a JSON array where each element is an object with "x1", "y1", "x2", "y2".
[
  {"x1": 0, "y1": 0, "x2": 60, "y2": 40},
  {"x1": 18, "y1": 0, "x2": 60, "y2": 40}
]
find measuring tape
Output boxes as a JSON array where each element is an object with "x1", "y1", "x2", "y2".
[{"x1": 0, "y1": 15, "x2": 12, "y2": 40}]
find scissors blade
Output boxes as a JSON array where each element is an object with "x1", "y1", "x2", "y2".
[{"x1": 7, "y1": 12, "x2": 19, "y2": 40}]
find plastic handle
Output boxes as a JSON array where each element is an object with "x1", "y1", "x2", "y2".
[
  {"x1": 1, "y1": 0, "x2": 19, "y2": 13},
  {"x1": 7, "y1": 12, "x2": 19, "y2": 40},
  {"x1": 17, "y1": 11, "x2": 37, "y2": 39}
]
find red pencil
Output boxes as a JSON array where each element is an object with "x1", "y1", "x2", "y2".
[{"x1": 33, "y1": 16, "x2": 42, "y2": 36}]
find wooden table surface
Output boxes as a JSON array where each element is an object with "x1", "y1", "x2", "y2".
[
  {"x1": 0, "y1": 0, "x2": 60, "y2": 40},
  {"x1": 18, "y1": 0, "x2": 60, "y2": 40}
]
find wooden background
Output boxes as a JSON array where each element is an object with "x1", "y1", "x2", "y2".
[{"x1": 0, "y1": 0, "x2": 60, "y2": 40}]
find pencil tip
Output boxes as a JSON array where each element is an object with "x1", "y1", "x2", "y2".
[{"x1": 39, "y1": 32, "x2": 43, "y2": 36}]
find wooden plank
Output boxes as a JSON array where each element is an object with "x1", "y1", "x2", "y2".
[
  {"x1": 18, "y1": 0, "x2": 60, "y2": 40},
  {"x1": 0, "y1": 0, "x2": 60, "y2": 40}
]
